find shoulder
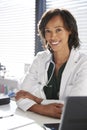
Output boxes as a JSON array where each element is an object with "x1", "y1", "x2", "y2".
[
  {"x1": 75, "y1": 49, "x2": 87, "y2": 67},
  {"x1": 78, "y1": 50, "x2": 87, "y2": 61},
  {"x1": 29, "y1": 50, "x2": 52, "y2": 71},
  {"x1": 36, "y1": 49, "x2": 51, "y2": 56},
  {"x1": 30, "y1": 50, "x2": 52, "y2": 68},
  {"x1": 35, "y1": 49, "x2": 52, "y2": 61},
  {"x1": 70, "y1": 48, "x2": 87, "y2": 61}
]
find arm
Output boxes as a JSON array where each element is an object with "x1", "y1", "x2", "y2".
[
  {"x1": 15, "y1": 90, "x2": 43, "y2": 104},
  {"x1": 29, "y1": 103, "x2": 63, "y2": 119},
  {"x1": 15, "y1": 90, "x2": 63, "y2": 118},
  {"x1": 15, "y1": 52, "x2": 63, "y2": 118}
]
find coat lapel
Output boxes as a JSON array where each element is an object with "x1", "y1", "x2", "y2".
[{"x1": 59, "y1": 48, "x2": 80, "y2": 99}]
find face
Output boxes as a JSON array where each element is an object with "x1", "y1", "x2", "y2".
[{"x1": 45, "y1": 15, "x2": 71, "y2": 53}]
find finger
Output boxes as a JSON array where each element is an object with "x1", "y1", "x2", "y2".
[{"x1": 53, "y1": 103, "x2": 63, "y2": 108}]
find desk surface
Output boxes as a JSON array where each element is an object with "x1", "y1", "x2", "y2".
[{"x1": 0, "y1": 100, "x2": 61, "y2": 127}]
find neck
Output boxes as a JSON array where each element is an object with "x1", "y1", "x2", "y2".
[{"x1": 53, "y1": 49, "x2": 70, "y2": 66}]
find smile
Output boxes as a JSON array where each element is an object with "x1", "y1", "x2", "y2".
[{"x1": 51, "y1": 41, "x2": 61, "y2": 45}]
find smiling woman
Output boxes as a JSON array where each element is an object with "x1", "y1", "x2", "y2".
[
  {"x1": 46, "y1": 0, "x2": 87, "y2": 54},
  {"x1": 15, "y1": 8, "x2": 87, "y2": 119},
  {"x1": 44, "y1": 15, "x2": 71, "y2": 55}
]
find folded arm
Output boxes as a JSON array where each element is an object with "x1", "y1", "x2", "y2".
[{"x1": 15, "y1": 90, "x2": 63, "y2": 119}]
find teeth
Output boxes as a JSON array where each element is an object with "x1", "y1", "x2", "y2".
[{"x1": 52, "y1": 42, "x2": 59, "y2": 45}]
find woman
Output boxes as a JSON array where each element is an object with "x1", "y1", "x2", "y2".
[{"x1": 15, "y1": 8, "x2": 87, "y2": 118}]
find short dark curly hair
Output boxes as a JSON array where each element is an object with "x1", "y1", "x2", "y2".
[{"x1": 38, "y1": 8, "x2": 80, "y2": 50}]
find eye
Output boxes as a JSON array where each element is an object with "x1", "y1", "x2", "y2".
[
  {"x1": 56, "y1": 28, "x2": 62, "y2": 33},
  {"x1": 45, "y1": 29, "x2": 51, "y2": 34}
]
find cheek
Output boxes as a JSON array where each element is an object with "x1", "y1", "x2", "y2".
[
  {"x1": 45, "y1": 35, "x2": 50, "y2": 42},
  {"x1": 62, "y1": 33, "x2": 70, "y2": 41}
]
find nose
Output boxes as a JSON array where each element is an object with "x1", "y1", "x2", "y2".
[{"x1": 51, "y1": 32, "x2": 57, "y2": 40}]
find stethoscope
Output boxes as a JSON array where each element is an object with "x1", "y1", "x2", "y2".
[
  {"x1": 44, "y1": 43, "x2": 55, "y2": 87},
  {"x1": 45, "y1": 60, "x2": 55, "y2": 87}
]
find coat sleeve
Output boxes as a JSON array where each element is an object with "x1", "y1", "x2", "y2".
[
  {"x1": 16, "y1": 53, "x2": 46, "y2": 111},
  {"x1": 16, "y1": 98, "x2": 37, "y2": 111}
]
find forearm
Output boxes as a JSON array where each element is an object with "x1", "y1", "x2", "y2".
[
  {"x1": 28, "y1": 103, "x2": 63, "y2": 119},
  {"x1": 23, "y1": 91, "x2": 43, "y2": 104},
  {"x1": 15, "y1": 90, "x2": 43, "y2": 104},
  {"x1": 33, "y1": 96, "x2": 43, "y2": 104},
  {"x1": 29, "y1": 104, "x2": 45, "y2": 115},
  {"x1": 28, "y1": 104, "x2": 55, "y2": 118}
]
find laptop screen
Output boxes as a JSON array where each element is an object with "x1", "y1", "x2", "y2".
[{"x1": 59, "y1": 96, "x2": 87, "y2": 130}]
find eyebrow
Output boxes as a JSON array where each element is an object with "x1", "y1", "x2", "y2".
[
  {"x1": 55, "y1": 25, "x2": 64, "y2": 28},
  {"x1": 45, "y1": 26, "x2": 64, "y2": 29}
]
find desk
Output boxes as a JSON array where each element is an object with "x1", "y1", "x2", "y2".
[{"x1": 0, "y1": 100, "x2": 61, "y2": 129}]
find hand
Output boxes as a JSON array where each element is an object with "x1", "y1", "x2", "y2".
[
  {"x1": 15, "y1": 90, "x2": 43, "y2": 104},
  {"x1": 29, "y1": 103, "x2": 64, "y2": 119},
  {"x1": 15, "y1": 90, "x2": 34, "y2": 100}
]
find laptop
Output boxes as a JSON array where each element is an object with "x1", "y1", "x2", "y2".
[{"x1": 44, "y1": 96, "x2": 87, "y2": 130}]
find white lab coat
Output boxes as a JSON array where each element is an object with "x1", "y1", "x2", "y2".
[{"x1": 16, "y1": 48, "x2": 87, "y2": 111}]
